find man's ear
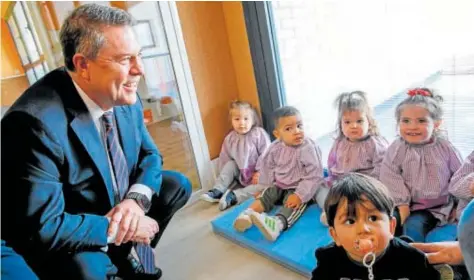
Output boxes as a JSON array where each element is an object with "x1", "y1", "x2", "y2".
[
  {"x1": 329, "y1": 227, "x2": 341, "y2": 246},
  {"x1": 72, "y1": 53, "x2": 91, "y2": 81}
]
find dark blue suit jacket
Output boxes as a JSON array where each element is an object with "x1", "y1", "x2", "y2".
[{"x1": 1, "y1": 68, "x2": 163, "y2": 256}]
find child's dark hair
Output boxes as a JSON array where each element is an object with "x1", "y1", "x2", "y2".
[
  {"x1": 333, "y1": 91, "x2": 379, "y2": 139},
  {"x1": 229, "y1": 100, "x2": 262, "y2": 127},
  {"x1": 395, "y1": 88, "x2": 444, "y2": 137},
  {"x1": 324, "y1": 173, "x2": 394, "y2": 227},
  {"x1": 273, "y1": 106, "x2": 301, "y2": 128}
]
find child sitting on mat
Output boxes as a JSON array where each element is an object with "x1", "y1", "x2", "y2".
[
  {"x1": 321, "y1": 91, "x2": 389, "y2": 225},
  {"x1": 379, "y1": 88, "x2": 463, "y2": 242},
  {"x1": 449, "y1": 150, "x2": 474, "y2": 221},
  {"x1": 312, "y1": 173, "x2": 446, "y2": 280},
  {"x1": 233, "y1": 106, "x2": 326, "y2": 241},
  {"x1": 200, "y1": 100, "x2": 271, "y2": 210}
]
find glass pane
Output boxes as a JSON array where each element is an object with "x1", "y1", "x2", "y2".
[
  {"x1": 271, "y1": 1, "x2": 474, "y2": 159},
  {"x1": 128, "y1": 1, "x2": 201, "y2": 190},
  {"x1": 13, "y1": 3, "x2": 41, "y2": 62}
]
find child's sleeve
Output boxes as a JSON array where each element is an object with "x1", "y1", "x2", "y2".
[
  {"x1": 370, "y1": 136, "x2": 389, "y2": 180},
  {"x1": 327, "y1": 140, "x2": 338, "y2": 180},
  {"x1": 218, "y1": 134, "x2": 232, "y2": 171},
  {"x1": 449, "y1": 151, "x2": 474, "y2": 200},
  {"x1": 257, "y1": 144, "x2": 276, "y2": 186},
  {"x1": 311, "y1": 248, "x2": 332, "y2": 280},
  {"x1": 379, "y1": 141, "x2": 411, "y2": 207},
  {"x1": 255, "y1": 128, "x2": 271, "y2": 171},
  {"x1": 295, "y1": 141, "x2": 326, "y2": 203},
  {"x1": 447, "y1": 141, "x2": 463, "y2": 176}
]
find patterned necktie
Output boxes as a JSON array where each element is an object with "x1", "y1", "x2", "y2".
[{"x1": 101, "y1": 112, "x2": 156, "y2": 274}]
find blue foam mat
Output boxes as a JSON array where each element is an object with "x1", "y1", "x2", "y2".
[{"x1": 211, "y1": 199, "x2": 332, "y2": 277}]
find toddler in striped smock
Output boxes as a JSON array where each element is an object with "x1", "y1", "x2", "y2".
[
  {"x1": 233, "y1": 106, "x2": 326, "y2": 241},
  {"x1": 449, "y1": 150, "x2": 474, "y2": 221},
  {"x1": 380, "y1": 88, "x2": 463, "y2": 242},
  {"x1": 321, "y1": 91, "x2": 389, "y2": 225},
  {"x1": 200, "y1": 101, "x2": 271, "y2": 211}
]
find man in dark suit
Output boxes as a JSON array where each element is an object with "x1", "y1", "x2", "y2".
[{"x1": 1, "y1": 4, "x2": 191, "y2": 280}]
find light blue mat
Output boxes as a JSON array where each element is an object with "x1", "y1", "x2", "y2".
[{"x1": 211, "y1": 199, "x2": 332, "y2": 277}]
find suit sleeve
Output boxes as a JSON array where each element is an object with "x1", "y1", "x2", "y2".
[
  {"x1": 130, "y1": 101, "x2": 163, "y2": 194},
  {"x1": 1, "y1": 112, "x2": 109, "y2": 253}
]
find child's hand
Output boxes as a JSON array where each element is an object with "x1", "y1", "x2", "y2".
[
  {"x1": 285, "y1": 194, "x2": 302, "y2": 208},
  {"x1": 251, "y1": 172, "x2": 260, "y2": 185},
  {"x1": 398, "y1": 205, "x2": 410, "y2": 225}
]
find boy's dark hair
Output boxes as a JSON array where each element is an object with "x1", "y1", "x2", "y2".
[
  {"x1": 273, "y1": 106, "x2": 301, "y2": 128},
  {"x1": 325, "y1": 173, "x2": 394, "y2": 227}
]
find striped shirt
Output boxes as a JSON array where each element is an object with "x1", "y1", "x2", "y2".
[
  {"x1": 449, "y1": 151, "x2": 474, "y2": 220},
  {"x1": 327, "y1": 135, "x2": 389, "y2": 184},
  {"x1": 380, "y1": 137, "x2": 463, "y2": 224},
  {"x1": 219, "y1": 127, "x2": 271, "y2": 186},
  {"x1": 258, "y1": 138, "x2": 326, "y2": 203}
]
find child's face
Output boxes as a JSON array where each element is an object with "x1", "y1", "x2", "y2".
[
  {"x1": 231, "y1": 108, "x2": 253, "y2": 135},
  {"x1": 329, "y1": 197, "x2": 396, "y2": 262},
  {"x1": 273, "y1": 115, "x2": 304, "y2": 146},
  {"x1": 399, "y1": 105, "x2": 441, "y2": 144},
  {"x1": 341, "y1": 110, "x2": 369, "y2": 141}
]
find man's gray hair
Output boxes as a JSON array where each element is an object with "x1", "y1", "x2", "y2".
[{"x1": 59, "y1": 3, "x2": 134, "y2": 71}]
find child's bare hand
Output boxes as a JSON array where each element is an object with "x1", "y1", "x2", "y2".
[
  {"x1": 285, "y1": 194, "x2": 302, "y2": 208},
  {"x1": 251, "y1": 172, "x2": 260, "y2": 185}
]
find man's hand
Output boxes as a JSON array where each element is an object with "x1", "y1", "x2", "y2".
[
  {"x1": 285, "y1": 194, "x2": 302, "y2": 209},
  {"x1": 251, "y1": 172, "x2": 260, "y2": 185},
  {"x1": 106, "y1": 199, "x2": 145, "y2": 245},
  {"x1": 131, "y1": 216, "x2": 159, "y2": 245},
  {"x1": 398, "y1": 205, "x2": 410, "y2": 225},
  {"x1": 411, "y1": 242, "x2": 464, "y2": 265}
]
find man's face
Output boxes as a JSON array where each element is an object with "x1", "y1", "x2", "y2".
[{"x1": 77, "y1": 25, "x2": 144, "y2": 109}]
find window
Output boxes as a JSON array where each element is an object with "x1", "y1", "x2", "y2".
[{"x1": 247, "y1": 1, "x2": 474, "y2": 160}]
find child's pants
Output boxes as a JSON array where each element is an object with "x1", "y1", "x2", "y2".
[
  {"x1": 214, "y1": 160, "x2": 265, "y2": 203},
  {"x1": 394, "y1": 208, "x2": 438, "y2": 242},
  {"x1": 258, "y1": 187, "x2": 310, "y2": 230},
  {"x1": 313, "y1": 185, "x2": 329, "y2": 210}
]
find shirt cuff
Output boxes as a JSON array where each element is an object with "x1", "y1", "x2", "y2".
[{"x1": 128, "y1": 183, "x2": 153, "y2": 201}]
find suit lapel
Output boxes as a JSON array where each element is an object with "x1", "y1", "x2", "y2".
[
  {"x1": 60, "y1": 69, "x2": 116, "y2": 207},
  {"x1": 115, "y1": 106, "x2": 137, "y2": 171},
  {"x1": 70, "y1": 113, "x2": 116, "y2": 207}
]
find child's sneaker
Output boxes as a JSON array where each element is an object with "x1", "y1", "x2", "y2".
[
  {"x1": 218, "y1": 190, "x2": 237, "y2": 211},
  {"x1": 434, "y1": 264, "x2": 454, "y2": 280},
  {"x1": 249, "y1": 212, "x2": 282, "y2": 241},
  {"x1": 233, "y1": 210, "x2": 253, "y2": 232},
  {"x1": 200, "y1": 188, "x2": 223, "y2": 203}
]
